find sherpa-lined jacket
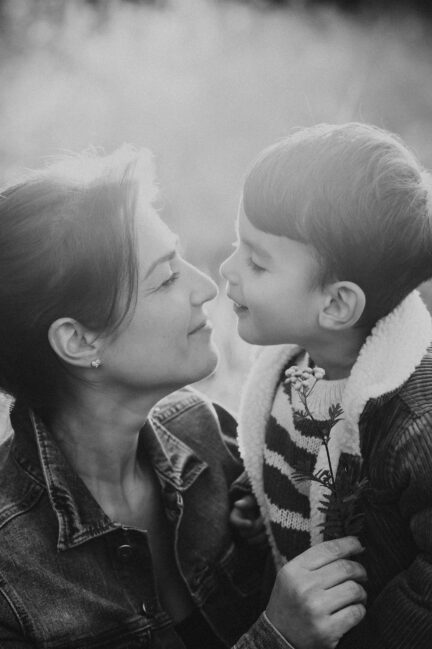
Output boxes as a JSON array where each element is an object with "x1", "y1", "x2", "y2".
[{"x1": 238, "y1": 291, "x2": 432, "y2": 649}]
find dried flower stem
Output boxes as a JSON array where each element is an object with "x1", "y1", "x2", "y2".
[
  {"x1": 285, "y1": 364, "x2": 367, "y2": 540},
  {"x1": 296, "y1": 382, "x2": 336, "y2": 491}
]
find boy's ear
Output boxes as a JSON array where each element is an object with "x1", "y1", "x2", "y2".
[
  {"x1": 318, "y1": 281, "x2": 366, "y2": 330},
  {"x1": 48, "y1": 318, "x2": 102, "y2": 368}
]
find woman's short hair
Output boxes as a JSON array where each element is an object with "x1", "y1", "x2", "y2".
[
  {"x1": 243, "y1": 122, "x2": 432, "y2": 328},
  {"x1": 0, "y1": 145, "x2": 157, "y2": 411}
]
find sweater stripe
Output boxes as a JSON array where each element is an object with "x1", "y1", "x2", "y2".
[
  {"x1": 263, "y1": 461, "x2": 310, "y2": 512},
  {"x1": 265, "y1": 416, "x2": 317, "y2": 466},
  {"x1": 264, "y1": 448, "x2": 308, "y2": 490},
  {"x1": 265, "y1": 497, "x2": 309, "y2": 532}
]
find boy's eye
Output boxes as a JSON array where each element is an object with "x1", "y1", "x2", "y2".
[
  {"x1": 159, "y1": 271, "x2": 180, "y2": 289},
  {"x1": 247, "y1": 257, "x2": 265, "y2": 273}
]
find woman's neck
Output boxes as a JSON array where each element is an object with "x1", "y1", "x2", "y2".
[{"x1": 49, "y1": 386, "x2": 161, "y2": 488}]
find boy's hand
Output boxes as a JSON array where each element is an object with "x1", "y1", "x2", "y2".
[
  {"x1": 230, "y1": 495, "x2": 267, "y2": 547},
  {"x1": 266, "y1": 536, "x2": 367, "y2": 649}
]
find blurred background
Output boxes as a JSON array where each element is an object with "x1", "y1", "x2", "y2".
[{"x1": 1, "y1": 0, "x2": 432, "y2": 414}]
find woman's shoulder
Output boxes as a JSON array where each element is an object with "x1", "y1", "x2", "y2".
[
  {"x1": 150, "y1": 387, "x2": 241, "y2": 466},
  {"x1": 0, "y1": 433, "x2": 45, "y2": 547},
  {"x1": 151, "y1": 387, "x2": 235, "y2": 437},
  {"x1": 150, "y1": 386, "x2": 206, "y2": 421}
]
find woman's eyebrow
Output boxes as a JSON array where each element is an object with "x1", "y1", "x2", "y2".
[{"x1": 144, "y1": 249, "x2": 176, "y2": 279}]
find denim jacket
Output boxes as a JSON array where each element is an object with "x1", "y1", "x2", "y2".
[{"x1": 0, "y1": 388, "x2": 289, "y2": 649}]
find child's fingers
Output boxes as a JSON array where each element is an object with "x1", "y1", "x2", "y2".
[
  {"x1": 233, "y1": 495, "x2": 257, "y2": 512},
  {"x1": 245, "y1": 515, "x2": 264, "y2": 533},
  {"x1": 230, "y1": 507, "x2": 253, "y2": 529}
]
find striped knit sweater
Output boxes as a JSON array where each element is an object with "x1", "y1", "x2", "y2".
[
  {"x1": 264, "y1": 350, "x2": 347, "y2": 564},
  {"x1": 238, "y1": 291, "x2": 432, "y2": 648}
]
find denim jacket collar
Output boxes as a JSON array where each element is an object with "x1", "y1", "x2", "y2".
[
  {"x1": 10, "y1": 402, "x2": 208, "y2": 552},
  {"x1": 143, "y1": 413, "x2": 207, "y2": 491}
]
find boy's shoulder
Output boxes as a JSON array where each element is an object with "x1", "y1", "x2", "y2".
[{"x1": 396, "y1": 346, "x2": 432, "y2": 417}]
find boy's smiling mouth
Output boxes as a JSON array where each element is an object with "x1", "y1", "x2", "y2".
[{"x1": 228, "y1": 294, "x2": 249, "y2": 315}]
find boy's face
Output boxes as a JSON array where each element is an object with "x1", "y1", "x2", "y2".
[{"x1": 220, "y1": 205, "x2": 324, "y2": 346}]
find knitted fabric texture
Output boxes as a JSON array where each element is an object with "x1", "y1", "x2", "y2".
[
  {"x1": 238, "y1": 290, "x2": 432, "y2": 568},
  {"x1": 264, "y1": 351, "x2": 347, "y2": 564}
]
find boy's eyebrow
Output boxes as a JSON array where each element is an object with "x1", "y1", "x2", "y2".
[{"x1": 241, "y1": 236, "x2": 272, "y2": 260}]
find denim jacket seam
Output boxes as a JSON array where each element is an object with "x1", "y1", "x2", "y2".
[
  {"x1": 149, "y1": 418, "x2": 208, "y2": 490},
  {"x1": 0, "y1": 482, "x2": 44, "y2": 531},
  {"x1": 57, "y1": 523, "x2": 117, "y2": 551},
  {"x1": 12, "y1": 450, "x2": 46, "y2": 489},
  {"x1": 152, "y1": 465, "x2": 206, "y2": 493},
  {"x1": 0, "y1": 578, "x2": 35, "y2": 639},
  {"x1": 31, "y1": 411, "x2": 58, "y2": 495},
  {"x1": 154, "y1": 393, "x2": 205, "y2": 424},
  {"x1": 0, "y1": 587, "x2": 25, "y2": 636}
]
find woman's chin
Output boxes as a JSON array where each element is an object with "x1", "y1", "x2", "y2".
[{"x1": 190, "y1": 347, "x2": 219, "y2": 384}]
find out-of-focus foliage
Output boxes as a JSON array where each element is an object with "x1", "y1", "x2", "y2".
[
  {"x1": 232, "y1": 0, "x2": 432, "y2": 20},
  {"x1": 0, "y1": 0, "x2": 432, "y2": 410}
]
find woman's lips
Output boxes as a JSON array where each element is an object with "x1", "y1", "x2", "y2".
[{"x1": 188, "y1": 320, "x2": 212, "y2": 335}]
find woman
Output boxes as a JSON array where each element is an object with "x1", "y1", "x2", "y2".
[{"x1": 0, "y1": 146, "x2": 366, "y2": 648}]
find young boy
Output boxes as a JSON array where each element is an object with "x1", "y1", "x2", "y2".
[{"x1": 221, "y1": 123, "x2": 432, "y2": 649}]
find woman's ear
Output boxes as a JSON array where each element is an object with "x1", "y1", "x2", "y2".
[
  {"x1": 318, "y1": 281, "x2": 366, "y2": 330},
  {"x1": 48, "y1": 318, "x2": 101, "y2": 368}
]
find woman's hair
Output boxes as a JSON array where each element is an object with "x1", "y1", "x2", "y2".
[
  {"x1": 243, "y1": 122, "x2": 432, "y2": 328},
  {"x1": 0, "y1": 145, "x2": 157, "y2": 411}
]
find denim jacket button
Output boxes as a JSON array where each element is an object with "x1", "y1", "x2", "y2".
[
  {"x1": 142, "y1": 601, "x2": 156, "y2": 617},
  {"x1": 116, "y1": 544, "x2": 133, "y2": 562},
  {"x1": 165, "y1": 509, "x2": 178, "y2": 523}
]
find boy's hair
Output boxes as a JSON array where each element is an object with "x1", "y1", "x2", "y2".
[
  {"x1": 243, "y1": 122, "x2": 432, "y2": 328},
  {"x1": 0, "y1": 145, "x2": 157, "y2": 412}
]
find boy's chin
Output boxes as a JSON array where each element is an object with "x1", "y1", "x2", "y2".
[
  {"x1": 237, "y1": 319, "x2": 290, "y2": 346},
  {"x1": 236, "y1": 321, "x2": 267, "y2": 346}
]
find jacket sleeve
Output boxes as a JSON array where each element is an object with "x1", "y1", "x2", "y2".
[
  {"x1": 0, "y1": 590, "x2": 35, "y2": 648},
  {"x1": 233, "y1": 613, "x2": 295, "y2": 649},
  {"x1": 337, "y1": 411, "x2": 432, "y2": 649}
]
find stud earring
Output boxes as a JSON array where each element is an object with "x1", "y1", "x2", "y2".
[{"x1": 90, "y1": 359, "x2": 102, "y2": 369}]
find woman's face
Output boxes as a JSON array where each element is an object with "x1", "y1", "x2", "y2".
[{"x1": 100, "y1": 206, "x2": 219, "y2": 394}]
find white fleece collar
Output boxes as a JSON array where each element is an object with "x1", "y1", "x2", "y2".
[{"x1": 237, "y1": 291, "x2": 432, "y2": 561}]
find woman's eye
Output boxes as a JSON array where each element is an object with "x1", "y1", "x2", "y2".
[
  {"x1": 159, "y1": 272, "x2": 180, "y2": 289},
  {"x1": 246, "y1": 257, "x2": 265, "y2": 273}
]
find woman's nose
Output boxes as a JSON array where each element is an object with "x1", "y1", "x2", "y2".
[
  {"x1": 219, "y1": 251, "x2": 237, "y2": 283},
  {"x1": 190, "y1": 265, "x2": 218, "y2": 306}
]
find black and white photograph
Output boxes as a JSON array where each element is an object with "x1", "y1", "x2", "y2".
[{"x1": 0, "y1": 1, "x2": 431, "y2": 647}]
